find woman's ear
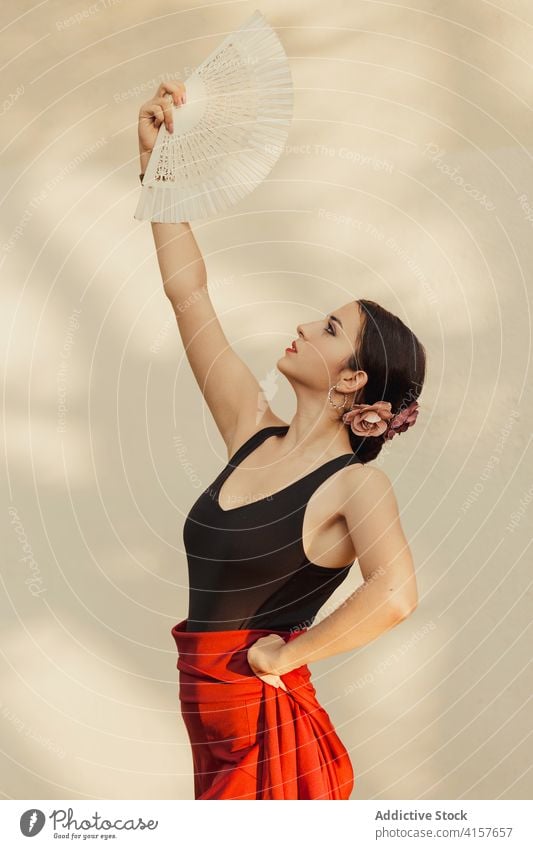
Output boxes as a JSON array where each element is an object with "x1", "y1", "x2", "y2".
[{"x1": 338, "y1": 368, "x2": 367, "y2": 395}]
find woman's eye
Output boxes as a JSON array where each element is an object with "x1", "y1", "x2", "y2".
[{"x1": 326, "y1": 322, "x2": 336, "y2": 335}]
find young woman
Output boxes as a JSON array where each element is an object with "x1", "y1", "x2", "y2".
[{"x1": 138, "y1": 81, "x2": 426, "y2": 800}]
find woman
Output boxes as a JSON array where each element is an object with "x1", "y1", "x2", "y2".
[{"x1": 138, "y1": 82, "x2": 425, "y2": 800}]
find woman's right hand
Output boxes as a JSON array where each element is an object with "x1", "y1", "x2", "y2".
[{"x1": 138, "y1": 80, "x2": 186, "y2": 164}]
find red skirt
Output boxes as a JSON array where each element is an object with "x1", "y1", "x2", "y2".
[{"x1": 171, "y1": 619, "x2": 355, "y2": 800}]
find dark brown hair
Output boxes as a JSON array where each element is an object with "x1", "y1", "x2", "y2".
[{"x1": 344, "y1": 299, "x2": 426, "y2": 464}]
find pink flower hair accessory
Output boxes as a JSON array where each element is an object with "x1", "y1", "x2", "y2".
[
  {"x1": 383, "y1": 399, "x2": 419, "y2": 441},
  {"x1": 342, "y1": 399, "x2": 419, "y2": 441}
]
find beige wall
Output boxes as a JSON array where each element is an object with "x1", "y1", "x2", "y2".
[{"x1": 2, "y1": 0, "x2": 531, "y2": 800}]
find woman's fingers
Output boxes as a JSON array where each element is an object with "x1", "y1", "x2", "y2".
[
  {"x1": 144, "y1": 103, "x2": 164, "y2": 128},
  {"x1": 246, "y1": 634, "x2": 290, "y2": 692},
  {"x1": 142, "y1": 96, "x2": 173, "y2": 133},
  {"x1": 154, "y1": 96, "x2": 173, "y2": 133},
  {"x1": 156, "y1": 80, "x2": 186, "y2": 105},
  {"x1": 138, "y1": 81, "x2": 186, "y2": 145},
  {"x1": 141, "y1": 97, "x2": 177, "y2": 134},
  {"x1": 258, "y1": 672, "x2": 288, "y2": 692},
  {"x1": 153, "y1": 89, "x2": 185, "y2": 133}
]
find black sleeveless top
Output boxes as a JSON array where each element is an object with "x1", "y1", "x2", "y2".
[{"x1": 183, "y1": 425, "x2": 362, "y2": 632}]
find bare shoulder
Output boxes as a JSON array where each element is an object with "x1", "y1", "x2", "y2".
[
  {"x1": 337, "y1": 463, "x2": 400, "y2": 520},
  {"x1": 225, "y1": 410, "x2": 288, "y2": 459}
]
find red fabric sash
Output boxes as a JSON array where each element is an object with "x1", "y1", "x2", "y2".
[{"x1": 171, "y1": 619, "x2": 355, "y2": 800}]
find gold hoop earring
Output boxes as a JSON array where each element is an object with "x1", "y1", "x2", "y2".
[{"x1": 327, "y1": 384, "x2": 348, "y2": 410}]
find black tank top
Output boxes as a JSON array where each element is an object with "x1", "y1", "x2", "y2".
[{"x1": 183, "y1": 425, "x2": 362, "y2": 632}]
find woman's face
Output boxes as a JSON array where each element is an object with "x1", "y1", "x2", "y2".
[{"x1": 277, "y1": 300, "x2": 363, "y2": 393}]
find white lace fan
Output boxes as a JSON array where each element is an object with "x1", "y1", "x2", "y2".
[{"x1": 134, "y1": 9, "x2": 293, "y2": 223}]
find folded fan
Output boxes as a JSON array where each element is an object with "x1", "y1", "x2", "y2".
[{"x1": 134, "y1": 9, "x2": 293, "y2": 223}]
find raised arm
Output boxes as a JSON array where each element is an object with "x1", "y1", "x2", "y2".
[{"x1": 138, "y1": 81, "x2": 284, "y2": 455}]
